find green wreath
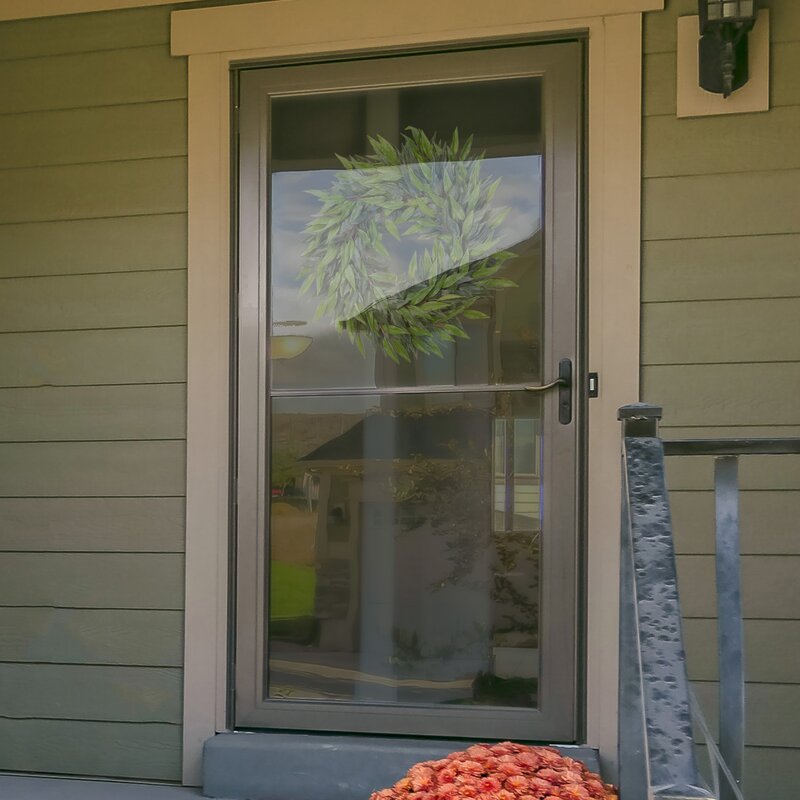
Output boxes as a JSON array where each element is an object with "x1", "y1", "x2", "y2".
[{"x1": 299, "y1": 127, "x2": 516, "y2": 363}]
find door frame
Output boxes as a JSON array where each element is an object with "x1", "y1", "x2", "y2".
[
  {"x1": 172, "y1": 0, "x2": 655, "y2": 785},
  {"x1": 234, "y1": 41, "x2": 581, "y2": 740}
]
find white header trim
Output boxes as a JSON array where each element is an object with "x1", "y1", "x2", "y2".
[{"x1": 172, "y1": 0, "x2": 662, "y2": 56}]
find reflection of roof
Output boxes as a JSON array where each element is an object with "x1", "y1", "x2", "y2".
[
  {"x1": 341, "y1": 229, "x2": 542, "y2": 324},
  {"x1": 300, "y1": 408, "x2": 492, "y2": 462}
]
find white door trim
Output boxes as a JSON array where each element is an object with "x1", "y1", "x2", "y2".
[{"x1": 174, "y1": 0, "x2": 644, "y2": 785}]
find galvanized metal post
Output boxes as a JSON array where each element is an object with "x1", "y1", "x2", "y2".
[
  {"x1": 714, "y1": 456, "x2": 744, "y2": 800},
  {"x1": 618, "y1": 405, "x2": 659, "y2": 800},
  {"x1": 618, "y1": 404, "x2": 714, "y2": 800}
]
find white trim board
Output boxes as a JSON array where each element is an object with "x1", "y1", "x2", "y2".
[
  {"x1": 172, "y1": 0, "x2": 663, "y2": 55},
  {"x1": 175, "y1": 0, "x2": 643, "y2": 786}
]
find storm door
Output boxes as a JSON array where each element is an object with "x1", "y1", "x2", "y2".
[{"x1": 235, "y1": 42, "x2": 582, "y2": 741}]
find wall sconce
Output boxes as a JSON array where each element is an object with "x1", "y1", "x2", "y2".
[{"x1": 698, "y1": 1, "x2": 759, "y2": 97}]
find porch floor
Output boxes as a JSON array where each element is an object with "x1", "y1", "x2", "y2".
[{"x1": 0, "y1": 774, "x2": 202, "y2": 799}]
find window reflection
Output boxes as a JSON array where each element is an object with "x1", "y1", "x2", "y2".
[
  {"x1": 269, "y1": 78, "x2": 543, "y2": 392},
  {"x1": 268, "y1": 394, "x2": 542, "y2": 707},
  {"x1": 265, "y1": 76, "x2": 545, "y2": 710}
]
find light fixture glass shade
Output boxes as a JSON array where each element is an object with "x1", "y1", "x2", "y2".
[
  {"x1": 271, "y1": 335, "x2": 313, "y2": 360},
  {"x1": 700, "y1": 0, "x2": 757, "y2": 27}
]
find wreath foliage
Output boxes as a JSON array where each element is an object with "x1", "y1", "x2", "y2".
[{"x1": 299, "y1": 127, "x2": 516, "y2": 363}]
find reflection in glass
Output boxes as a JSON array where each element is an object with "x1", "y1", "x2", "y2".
[
  {"x1": 267, "y1": 393, "x2": 542, "y2": 708},
  {"x1": 269, "y1": 78, "x2": 543, "y2": 392},
  {"x1": 265, "y1": 74, "x2": 547, "y2": 710}
]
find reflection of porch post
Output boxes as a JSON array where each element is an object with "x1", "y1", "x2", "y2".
[{"x1": 356, "y1": 423, "x2": 397, "y2": 701}]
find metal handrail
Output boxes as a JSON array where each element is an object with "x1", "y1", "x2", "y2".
[
  {"x1": 620, "y1": 403, "x2": 799, "y2": 800},
  {"x1": 617, "y1": 404, "x2": 713, "y2": 800},
  {"x1": 663, "y1": 438, "x2": 800, "y2": 456}
]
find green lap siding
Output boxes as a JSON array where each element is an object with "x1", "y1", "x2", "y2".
[
  {"x1": 0, "y1": 718, "x2": 181, "y2": 781},
  {"x1": 643, "y1": 2, "x2": 800, "y2": 795},
  {"x1": 0, "y1": 4, "x2": 186, "y2": 782}
]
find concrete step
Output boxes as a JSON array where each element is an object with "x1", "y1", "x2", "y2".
[{"x1": 203, "y1": 732, "x2": 602, "y2": 800}]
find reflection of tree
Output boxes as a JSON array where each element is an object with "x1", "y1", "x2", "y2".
[
  {"x1": 392, "y1": 452, "x2": 538, "y2": 641},
  {"x1": 492, "y1": 530, "x2": 538, "y2": 638},
  {"x1": 322, "y1": 407, "x2": 539, "y2": 644},
  {"x1": 392, "y1": 621, "x2": 487, "y2": 669},
  {"x1": 271, "y1": 448, "x2": 302, "y2": 489}
]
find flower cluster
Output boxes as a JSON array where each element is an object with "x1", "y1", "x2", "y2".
[{"x1": 370, "y1": 742, "x2": 617, "y2": 800}]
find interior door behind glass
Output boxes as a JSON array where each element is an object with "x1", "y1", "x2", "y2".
[{"x1": 236, "y1": 42, "x2": 581, "y2": 741}]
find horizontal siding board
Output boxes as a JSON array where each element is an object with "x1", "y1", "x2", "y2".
[
  {"x1": 0, "y1": 46, "x2": 186, "y2": 115},
  {"x1": 0, "y1": 607, "x2": 182, "y2": 666},
  {"x1": 643, "y1": 170, "x2": 800, "y2": 241},
  {"x1": 677, "y1": 554, "x2": 800, "y2": 618},
  {"x1": 0, "y1": 553, "x2": 184, "y2": 609},
  {"x1": 642, "y1": 51, "x2": 677, "y2": 117},
  {"x1": 0, "y1": 327, "x2": 186, "y2": 387},
  {"x1": 0, "y1": 101, "x2": 187, "y2": 169},
  {"x1": 641, "y1": 298, "x2": 800, "y2": 365},
  {"x1": 0, "y1": 7, "x2": 170, "y2": 60},
  {"x1": 0, "y1": 384, "x2": 186, "y2": 442},
  {"x1": 696, "y1": 744, "x2": 798, "y2": 800},
  {"x1": 0, "y1": 214, "x2": 187, "y2": 278},
  {"x1": 643, "y1": 0, "x2": 695, "y2": 54},
  {"x1": 643, "y1": 105, "x2": 800, "y2": 177},
  {"x1": 643, "y1": 363, "x2": 800, "y2": 427},
  {"x1": 0, "y1": 497, "x2": 184, "y2": 552},
  {"x1": 644, "y1": 42, "x2": 800, "y2": 116},
  {"x1": 0, "y1": 271, "x2": 186, "y2": 333},
  {"x1": 0, "y1": 663, "x2": 181, "y2": 723},
  {"x1": 670, "y1": 490, "x2": 800, "y2": 555},
  {"x1": 0, "y1": 157, "x2": 187, "y2": 225},
  {"x1": 0, "y1": 441, "x2": 185, "y2": 497},
  {"x1": 665, "y1": 453, "x2": 800, "y2": 491},
  {"x1": 0, "y1": 718, "x2": 180, "y2": 780},
  {"x1": 770, "y1": 40, "x2": 800, "y2": 107},
  {"x1": 642, "y1": 234, "x2": 800, "y2": 302},
  {"x1": 684, "y1": 619, "x2": 800, "y2": 683},
  {"x1": 692, "y1": 682, "x2": 800, "y2": 748}
]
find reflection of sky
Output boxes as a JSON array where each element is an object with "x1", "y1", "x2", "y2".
[{"x1": 270, "y1": 155, "x2": 542, "y2": 396}]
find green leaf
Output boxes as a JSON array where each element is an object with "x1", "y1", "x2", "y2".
[
  {"x1": 484, "y1": 278, "x2": 517, "y2": 288},
  {"x1": 385, "y1": 217, "x2": 401, "y2": 241},
  {"x1": 462, "y1": 309, "x2": 490, "y2": 320}
]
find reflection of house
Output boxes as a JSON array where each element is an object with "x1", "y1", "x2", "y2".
[
  {"x1": 1, "y1": 2, "x2": 798, "y2": 799},
  {"x1": 288, "y1": 409, "x2": 538, "y2": 700}
]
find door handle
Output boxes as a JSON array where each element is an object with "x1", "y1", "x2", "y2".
[{"x1": 524, "y1": 358, "x2": 572, "y2": 425}]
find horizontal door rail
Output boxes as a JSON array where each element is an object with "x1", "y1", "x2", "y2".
[
  {"x1": 663, "y1": 438, "x2": 800, "y2": 456},
  {"x1": 270, "y1": 379, "x2": 565, "y2": 398}
]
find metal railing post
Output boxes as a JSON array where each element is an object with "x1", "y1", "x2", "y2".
[
  {"x1": 618, "y1": 404, "x2": 714, "y2": 800},
  {"x1": 714, "y1": 456, "x2": 744, "y2": 800}
]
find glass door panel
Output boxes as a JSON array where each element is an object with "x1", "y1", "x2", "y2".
[
  {"x1": 269, "y1": 391, "x2": 543, "y2": 708},
  {"x1": 236, "y1": 42, "x2": 581, "y2": 741}
]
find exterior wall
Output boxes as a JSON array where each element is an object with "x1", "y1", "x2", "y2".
[
  {"x1": 0, "y1": 5, "x2": 187, "y2": 781},
  {"x1": 641, "y1": 1, "x2": 800, "y2": 797}
]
